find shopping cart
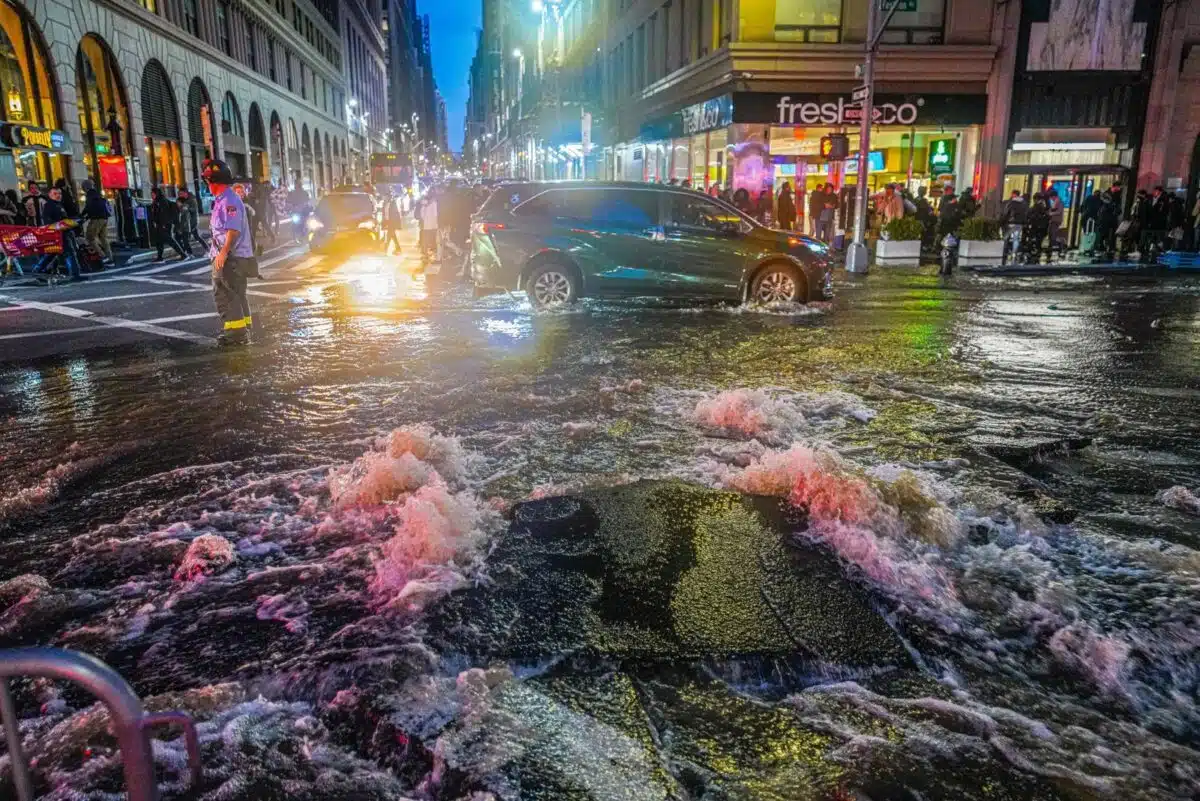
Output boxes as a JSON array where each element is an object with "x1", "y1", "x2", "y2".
[{"x1": 0, "y1": 221, "x2": 74, "y2": 286}]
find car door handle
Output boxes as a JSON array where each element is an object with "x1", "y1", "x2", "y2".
[{"x1": 643, "y1": 226, "x2": 665, "y2": 241}]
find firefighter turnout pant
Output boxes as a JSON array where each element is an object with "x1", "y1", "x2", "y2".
[{"x1": 213, "y1": 256, "x2": 253, "y2": 332}]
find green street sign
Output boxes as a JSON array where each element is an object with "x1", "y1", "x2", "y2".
[
  {"x1": 928, "y1": 138, "x2": 956, "y2": 176},
  {"x1": 883, "y1": 0, "x2": 918, "y2": 10}
]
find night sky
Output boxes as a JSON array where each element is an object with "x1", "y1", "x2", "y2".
[{"x1": 421, "y1": 0, "x2": 482, "y2": 154}]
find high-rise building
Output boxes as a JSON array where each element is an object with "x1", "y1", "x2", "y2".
[
  {"x1": 1, "y1": 0, "x2": 357, "y2": 221},
  {"x1": 384, "y1": 0, "x2": 423, "y2": 154},
  {"x1": 341, "y1": 0, "x2": 389, "y2": 182}
]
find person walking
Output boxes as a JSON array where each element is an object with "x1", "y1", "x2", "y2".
[
  {"x1": 202, "y1": 160, "x2": 255, "y2": 346},
  {"x1": 21, "y1": 181, "x2": 46, "y2": 226},
  {"x1": 878, "y1": 183, "x2": 904, "y2": 227},
  {"x1": 176, "y1": 186, "x2": 207, "y2": 253},
  {"x1": 418, "y1": 188, "x2": 439, "y2": 264},
  {"x1": 34, "y1": 187, "x2": 83, "y2": 282},
  {"x1": 81, "y1": 184, "x2": 114, "y2": 266},
  {"x1": 1096, "y1": 191, "x2": 1121, "y2": 260},
  {"x1": 776, "y1": 182, "x2": 796, "y2": 231},
  {"x1": 1138, "y1": 186, "x2": 1169, "y2": 263},
  {"x1": 1019, "y1": 193, "x2": 1050, "y2": 264},
  {"x1": 1046, "y1": 189, "x2": 1065, "y2": 256},
  {"x1": 0, "y1": 188, "x2": 20, "y2": 224},
  {"x1": 999, "y1": 190, "x2": 1029, "y2": 262},
  {"x1": 149, "y1": 187, "x2": 188, "y2": 262},
  {"x1": 815, "y1": 183, "x2": 836, "y2": 243},
  {"x1": 937, "y1": 186, "x2": 961, "y2": 239},
  {"x1": 381, "y1": 190, "x2": 402, "y2": 254},
  {"x1": 914, "y1": 186, "x2": 935, "y2": 249}
]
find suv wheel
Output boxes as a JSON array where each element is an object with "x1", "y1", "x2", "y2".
[
  {"x1": 751, "y1": 263, "x2": 806, "y2": 304},
  {"x1": 527, "y1": 263, "x2": 579, "y2": 309}
]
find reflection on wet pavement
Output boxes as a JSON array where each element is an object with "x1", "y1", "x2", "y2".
[{"x1": 1, "y1": 264, "x2": 1199, "y2": 799}]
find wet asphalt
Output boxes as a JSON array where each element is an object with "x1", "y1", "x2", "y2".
[{"x1": 1, "y1": 232, "x2": 1199, "y2": 800}]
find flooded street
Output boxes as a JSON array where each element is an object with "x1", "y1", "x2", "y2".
[{"x1": 2, "y1": 262, "x2": 1199, "y2": 800}]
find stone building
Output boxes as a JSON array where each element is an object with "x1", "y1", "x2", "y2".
[{"x1": 0, "y1": 0, "x2": 355, "y2": 218}]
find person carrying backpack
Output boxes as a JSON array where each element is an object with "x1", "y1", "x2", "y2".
[{"x1": 82, "y1": 185, "x2": 114, "y2": 266}]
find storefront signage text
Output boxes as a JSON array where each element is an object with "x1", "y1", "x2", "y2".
[
  {"x1": 928, "y1": 138, "x2": 956, "y2": 175},
  {"x1": 733, "y1": 93, "x2": 988, "y2": 128},
  {"x1": 776, "y1": 95, "x2": 922, "y2": 126},
  {"x1": 0, "y1": 123, "x2": 69, "y2": 153},
  {"x1": 641, "y1": 94, "x2": 733, "y2": 141}
]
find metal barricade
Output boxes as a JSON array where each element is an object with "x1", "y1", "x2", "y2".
[{"x1": 0, "y1": 647, "x2": 201, "y2": 801}]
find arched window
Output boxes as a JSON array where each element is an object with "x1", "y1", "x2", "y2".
[
  {"x1": 220, "y1": 91, "x2": 243, "y2": 138},
  {"x1": 248, "y1": 103, "x2": 267, "y2": 181},
  {"x1": 140, "y1": 59, "x2": 183, "y2": 191},
  {"x1": 0, "y1": 1, "x2": 68, "y2": 184},
  {"x1": 76, "y1": 34, "x2": 132, "y2": 183}
]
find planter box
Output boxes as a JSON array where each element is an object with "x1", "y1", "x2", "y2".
[
  {"x1": 875, "y1": 239, "x2": 921, "y2": 267},
  {"x1": 959, "y1": 239, "x2": 1004, "y2": 267}
]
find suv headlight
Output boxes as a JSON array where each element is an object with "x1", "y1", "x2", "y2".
[{"x1": 306, "y1": 217, "x2": 323, "y2": 232}]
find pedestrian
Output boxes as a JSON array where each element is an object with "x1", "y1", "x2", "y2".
[
  {"x1": 54, "y1": 178, "x2": 80, "y2": 219},
  {"x1": 1046, "y1": 189, "x2": 1065, "y2": 256},
  {"x1": 1138, "y1": 186, "x2": 1169, "y2": 263},
  {"x1": 776, "y1": 181, "x2": 796, "y2": 231},
  {"x1": 202, "y1": 159, "x2": 255, "y2": 346},
  {"x1": 1019, "y1": 193, "x2": 1050, "y2": 264},
  {"x1": 1097, "y1": 191, "x2": 1121, "y2": 259},
  {"x1": 1166, "y1": 191, "x2": 1186, "y2": 252},
  {"x1": 418, "y1": 188, "x2": 439, "y2": 263},
  {"x1": 681, "y1": 178, "x2": 692, "y2": 190},
  {"x1": 999, "y1": 189, "x2": 1028, "y2": 262},
  {"x1": 0, "y1": 188, "x2": 19, "y2": 224},
  {"x1": 913, "y1": 186, "x2": 935, "y2": 248},
  {"x1": 81, "y1": 184, "x2": 114, "y2": 266},
  {"x1": 719, "y1": 184, "x2": 733, "y2": 205},
  {"x1": 381, "y1": 190, "x2": 402, "y2": 254},
  {"x1": 176, "y1": 186, "x2": 208, "y2": 253},
  {"x1": 287, "y1": 181, "x2": 311, "y2": 242},
  {"x1": 958, "y1": 188, "x2": 979, "y2": 219},
  {"x1": 815, "y1": 183, "x2": 836, "y2": 243},
  {"x1": 878, "y1": 183, "x2": 904, "y2": 226},
  {"x1": 937, "y1": 186, "x2": 961, "y2": 239},
  {"x1": 21, "y1": 181, "x2": 46, "y2": 226},
  {"x1": 149, "y1": 187, "x2": 188, "y2": 262},
  {"x1": 34, "y1": 187, "x2": 83, "y2": 282},
  {"x1": 731, "y1": 187, "x2": 751, "y2": 216}
]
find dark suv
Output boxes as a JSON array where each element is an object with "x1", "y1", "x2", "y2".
[{"x1": 471, "y1": 182, "x2": 833, "y2": 309}]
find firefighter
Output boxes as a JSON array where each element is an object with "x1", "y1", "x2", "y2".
[{"x1": 202, "y1": 159, "x2": 255, "y2": 346}]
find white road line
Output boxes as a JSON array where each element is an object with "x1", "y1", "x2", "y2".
[
  {"x1": 130, "y1": 258, "x2": 207, "y2": 276},
  {"x1": 117, "y1": 276, "x2": 208, "y2": 288},
  {"x1": 290, "y1": 256, "x2": 325, "y2": 273},
  {"x1": 183, "y1": 245, "x2": 297, "y2": 275},
  {"x1": 247, "y1": 289, "x2": 295, "y2": 300},
  {"x1": 0, "y1": 325, "x2": 107, "y2": 341},
  {"x1": 0, "y1": 296, "x2": 214, "y2": 345},
  {"x1": 143, "y1": 312, "x2": 217, "y2": 324},
  {"x1": 60, "y1": 288, "x2": 208, "y2": 305}
]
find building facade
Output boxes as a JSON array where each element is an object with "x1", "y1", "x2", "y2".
[
  {"x1": 477, "y1": 0, "x2": 1200, "y2": 246},
  {"x1": 341, "y1": 0, "x2": 389, "y2": 182},
  {"x1": 0, "y1": 0, "x2": 356, "y2": 220}
]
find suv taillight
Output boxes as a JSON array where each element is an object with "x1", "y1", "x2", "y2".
[{"x1": 473, "y1": 222, "x2": 505, "y2": 236}]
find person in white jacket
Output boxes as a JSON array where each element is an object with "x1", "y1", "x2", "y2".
[{"x1": 418, "y1": 190, "x2": 439, "y2": 263}]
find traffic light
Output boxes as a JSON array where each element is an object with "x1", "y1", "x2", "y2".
[{"x1": 820, "y1": 134, "x2": 850, "y2": 161}]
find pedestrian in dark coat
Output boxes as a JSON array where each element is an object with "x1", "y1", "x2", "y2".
[
  {"x1": 55, "y1": 179, "x2": 80, "y2": 218},
  {"x1": 149, "y1": 187, "x2": 188, "y2": 262},
  {"x1": 776, "y1": 182, "x2": 796, "y2": 230}
]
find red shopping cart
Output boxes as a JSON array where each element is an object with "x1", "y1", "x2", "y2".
[{"x1": 0, "y1": 221, "x2": 75, "y2": 284}]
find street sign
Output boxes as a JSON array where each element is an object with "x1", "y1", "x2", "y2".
[
  {"x1": 882, "y1": 0, "x2": 917, "y2": 10},
  {"x1": 851, "y1": 85, "x2": 870, "y2": 103}
]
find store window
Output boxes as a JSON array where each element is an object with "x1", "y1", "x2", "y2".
[
  {"x1": 140, "y1": 59, "x2": 183, "y2": 192},
  {"x1": 665, "y1": 193, "x2": 742, "y2": 234},
  {"x1": 774, "y1": 0, "x2": 842, "y2": 43},
  {"x1": 0, "y1": 0, "x2": 67, "y2": 186},
  {"x1": 76, "y1": 34, "x2": 132, "y2": 187},
  {"x1": 878, "y1": 0, "x2": 945, "y2": 44},
  {"x1": 182, "y1": 0, "x2": 199, "y2": 36}
]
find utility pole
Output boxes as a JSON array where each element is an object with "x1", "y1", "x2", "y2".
[{"x1": 846, "y1": 0, "x2": 904, "y2": 274}]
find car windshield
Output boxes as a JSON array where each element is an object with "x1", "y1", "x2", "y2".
[{"x1": 316, "y1": 194, "x2": 374, "y2": 222}]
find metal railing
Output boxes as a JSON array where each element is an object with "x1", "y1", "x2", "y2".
[{"x1": 0, "y1": 648, "x2": 201, "y2": 801}]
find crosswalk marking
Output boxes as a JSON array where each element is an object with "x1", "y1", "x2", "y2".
[
  {"x1": 132, "y1": 256, "x2": 207, "y2": 276},
  {"x1": 183, "y1": 245, "x2": 299, "y2": 275},
  {"x1": 290, "y1": 255, "x2": 325, "y2": 273}
]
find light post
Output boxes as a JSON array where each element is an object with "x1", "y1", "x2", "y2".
[
  {"x1": 845, "y1": 0, "x2": 904, "y2": 275},
  {"x1": 512, "y1": 49, "x2": 525, "y2": 177}
]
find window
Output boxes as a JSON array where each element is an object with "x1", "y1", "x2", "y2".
[
  {"x1": 878, "y1": 0, "x2": 945, "y2": 44},
  {"x1": 246, "y1": 22, "x2": 257, "y2": 70},
  {"x1": 285, "y1": 49, "x2": 294, "y2": 91},
  {"x1": 666, "y1": 194, "x2": 743, "y2": 234},
  {"x1": 300, "y1": 62, "x2": 307, "y2": 99},
  {"x1": 774, "y1": 0, "x2": 842, "y2": 43},
  {"x1": 183, "y1": 0, "x2": 199, "y2": 35},
  {"x1": 216, "y1": 2, "x2": 231, "y2": 55},
  {"x1": 268, "y1": 38, "x2": 277, "y2": 81},
  {"x1": 517, "y1": 189, "x2": 660, "y2": 227},
  {"x1": 136, "y1": 0, "x2": 158, "y2": 11}
]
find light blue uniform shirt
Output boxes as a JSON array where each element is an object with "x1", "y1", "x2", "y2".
[{"x1": 209, "y1": 187, "x2": 254, "y2": 259}]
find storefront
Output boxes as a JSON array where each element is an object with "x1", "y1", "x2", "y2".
[
  {"x1": 0, "y1": 0, "x2": 69, "y2": 188},
  {"x1": 220, "y1": 92, "x2": 247, "y2": 178},
  {"x1": 140, "y1": 59, "x2": 184, "y2": 194},
  {"x1": 630, "y1": 92, "x2": 987, "y2": 207}
]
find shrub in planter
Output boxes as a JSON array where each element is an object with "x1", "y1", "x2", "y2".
[
  {"x1": 877, "y1": 217, "x2": 924, "y2": 266},
  {"x1": 882, "y1": 217, "x2": 925, "y2": 241},
  {"x1": 958, "y1": 217, "x2": 1004, "y2": 266},
  {"x1": 959, "y1": 217, "x2": 1001, "y2": 241}
]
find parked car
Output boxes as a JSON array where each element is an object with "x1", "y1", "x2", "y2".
[
  {"x1": 470, "y1": 182, "x2": 833, "y2": 309},
  {"x1": 307, "y1": 192, "x2": 378, "y2": 253}
]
